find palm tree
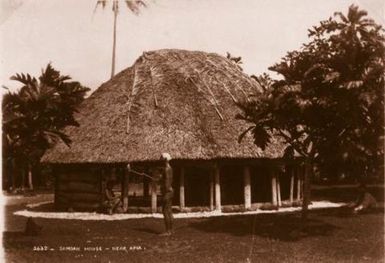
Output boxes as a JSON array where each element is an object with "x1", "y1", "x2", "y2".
[
  {"x1": 2, "y1": 64, "x2": 89, "y2": 190},
  {"x1": 334, "y1": 5, "x2": 377, "y2": 40},
  {"x1": 95, "y1": 0, "x2": 147, "y2": 78}
]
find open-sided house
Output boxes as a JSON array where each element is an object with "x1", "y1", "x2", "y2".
[{"x1": 42, "y1": 49, "x2": 304, "y2": 212}]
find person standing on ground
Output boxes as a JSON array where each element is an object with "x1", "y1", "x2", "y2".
[{"x1": 160, "y1": 153, "x2": 174, "y2": 235}]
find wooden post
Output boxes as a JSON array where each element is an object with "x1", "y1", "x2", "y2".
[
  {"x1": 111, "y1": 167, "x2": 116, "y2": 180},
  {"x1": 151, "y1": 179, "x2": 157, "y2": 213},
  {"x1": 54, "y1": 170, "x2": 59, "y2": 207},
  {"x1": 179, "y1": 167, "x2": 185, "y2": 210},
  {"x1": 100, "y1": 168, "x2": 105, "y2": 203},
  {"x1": 121, "y1": 170, "x2": 129, "y2": 212},
  {"x1": 297, "y1": 167, "x2": 302, "y2": 201},
  {"x1": 11, "y1": 159, "x2": 17, "y2": 190},
  {"x1": 27, "y1": 164, "x2": 33, "y2": 190},
  {"x1": 21, "y1": 167, "x2": 26, "y2": 190},
  {"x1": 210, "y1": 172, "x2": 214, "y2": 211},
  {"x1": 271, "y1": 170, "x2": 278, "y2": 206},
  {"x1": 214, "y1": 164, "x2": 221, "y2": 211},
  {"x1": 143, "y1": 178, "x2": 149, "y2": 197},
  {"x1": 289, "y1": 168, "x2": 294, "y2": 204},
  {"x1": 276, "y1": 172, "x2": 282, "y2": 207},
  {"x1": 244, "y1": 166, "x2": 251, "y2": 209}
]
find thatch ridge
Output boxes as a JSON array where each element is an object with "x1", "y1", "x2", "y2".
[{"x1": 42, "y1": 49, "x2": 285, "y2": 163}]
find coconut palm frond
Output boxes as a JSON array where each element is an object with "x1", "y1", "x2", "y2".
[
  {"x1": 97, "y1": 0, "x2": 107, "y2": 8},
  {"x1": 10, "y1": 73, "x2": 38, "y2": 87},
  {"x1": 347, "y1": 4, "x2": 367, "y2": 23},
  {"x1": 334, "y1": 11, "x2": 348, "y2": 23}
]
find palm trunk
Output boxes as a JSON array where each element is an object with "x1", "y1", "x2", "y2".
[
  {"x1": 301, "y1": 162, "x2": 312, "y2": 222},
  {"x1": 111, "y1": 1, "x2": 118, "y2": 78}
]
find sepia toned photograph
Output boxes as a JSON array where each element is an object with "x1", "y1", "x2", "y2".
[{"x1": 1, "y1": 0, "x2": 384, "y2": 262}]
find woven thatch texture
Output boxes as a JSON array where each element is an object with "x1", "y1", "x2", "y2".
[{"x1": 42, "y1": 49, "x2": 285, "y2": 163}]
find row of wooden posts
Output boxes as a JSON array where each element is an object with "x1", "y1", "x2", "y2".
[{"x1": 119, "y1": 165, "x2": 303, "y2": 213}]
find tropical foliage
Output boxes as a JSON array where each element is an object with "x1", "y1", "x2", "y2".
[
  {"x1": 2, "y1": 64, "x2": 89, "y2": 190},
  {"x1": 237, "y1": 5, "x2": 385, "y2": 218}
]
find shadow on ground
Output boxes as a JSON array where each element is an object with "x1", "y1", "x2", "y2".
[
  {"x1": 132, "y1": 227, "x2": 160, "y2": 235},
  {"x1": 189, "y1": 211, "x2": 340, "y2": 242},
  {"x1": 315, "y1": 205, "x2": 385, "y2": 218},
  {"x1": 2, "y1": 231, "x2": 36, "y2": 249}
]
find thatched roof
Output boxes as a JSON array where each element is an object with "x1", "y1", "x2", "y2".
[{"x1": 42, "y1": 49, "x2": 285, "y2": 164}]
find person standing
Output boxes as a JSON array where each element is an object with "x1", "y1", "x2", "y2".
[{"x1": 160, "y1": 153, "x2": 174, "y2": 235}]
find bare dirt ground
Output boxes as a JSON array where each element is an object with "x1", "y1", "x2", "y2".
[{"x1": 2, "y1": 185, "x2": 384, "y2": 263}]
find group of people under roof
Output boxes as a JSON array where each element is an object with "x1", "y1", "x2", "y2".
[
  {"x1": 103, "y1": 152, "x2": 174, "y2": 236},
  {"x1": 102, "y1": 152, "x2": 378, "y2": 236}
]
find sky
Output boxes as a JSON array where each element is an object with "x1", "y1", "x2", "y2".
[{"x1": 0, "y1": 0, "x2": 384, "y2": 94}]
